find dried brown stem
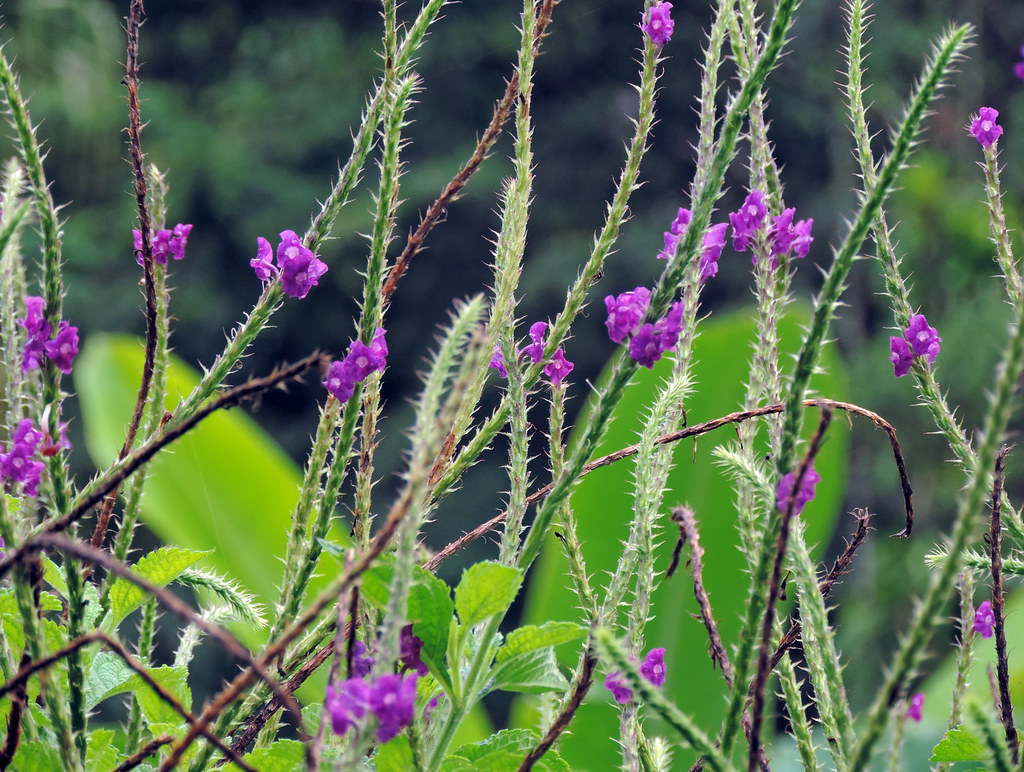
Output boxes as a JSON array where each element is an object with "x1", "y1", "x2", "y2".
[
  {"x1": 0, "y1": 653, "x2": 29, "y2": 770},
  {"x1": 379, "y1": 0, "x2": 560, "y2": 306},
  {"x1": 989, "y1": 444, "x2": 1018, "y2": 762},
  {"x1": 748, "y1": 408, "x2": 832, "y2": 772},
  {"x1": 516, "y1": 648, "x2": 596, "y2": 772},
  {"x1": 112, "y1": 736, "x2": 174, "y2": 772},
  {"x1": 426, "y1": 398, "x2": 910, "y2": 571}
]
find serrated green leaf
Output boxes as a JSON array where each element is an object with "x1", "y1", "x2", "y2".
[
  {"x1": 488, "y1": 648, "x2": 568, "y2": 695},
  {"x1": 41, "y1": 555, "x2": 68, "y2": 598},
  {"x1": 454, "y1": 562, "x2": 523, "y2": 628},
  {"x1": 108, "y1": 546, "x2": 209, "y2": 625},
  {"x1": 497, "y1": 622, "x2": 586, "y2": 663},
  {"x1": 86, "y1": 728, "x2": 120, "y2": 772},
  {"x1": 444, "y1": 729, "x2": 545, "y2": 771},
  {"x1": 224, "y1": 739, "x2": 306, "y2": 771},
  {"x1": 10, "y1": 740, "x2": 61, "y2": 772},
  {"x1": 376, "y1": 735, "x2": 415, "y2": 772},
  {"x1": 410, "y1": 566, "x2": 453, "y2": 681},
  {"x1": 135, "y1": 666, "x2": 192, "y2": 726},
  {"x1": 360, "y1": 557, "x2": 395, "y2": 611},
  {"x1": 931, "y1": 727, "x2": 989, "y2": 762},
  {"x1": 442, "y1": 750, "x2": 521, "y2": 772},
  {"x1": 84, "y1": 651, "x2": 136, "y2": 710}
]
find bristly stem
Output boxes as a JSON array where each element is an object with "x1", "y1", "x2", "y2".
[{"x1": 989, "y1": 445, "x2": 1018, "y2": 763}]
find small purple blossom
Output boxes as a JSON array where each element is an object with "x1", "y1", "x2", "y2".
[
  {"x1": 905, "y1": 314, "x2": 941, "y2": 364},
  {"x1": 0, "y1": 419, "x2": 46, "y2": 498},
  {"x1": 890, "y1": 336, "x2": 913, "y2": 377},
  {"x1": 324, "y1": 328, "x2": 388, "y2": 402},
  {"x1": 400, "y1": 625, "x2": 429, "y2": 676},
  {"x1": 350, "y1": 640, "x2": 375, "y2": 679},
  {"x1": 729, "y1": 191, "x2": 768, "y2": 252},
  {"x1": 423, "y1": 695, "x2": 440, "y2": 725},
  {"x1": 654, "y1": 301, "x2": 684, "y2": 350},
  {"x1": 974, "y1": 600, "x2": 995, "y2": 639},
  {"x1": 1016, "y1": 47, "x2": 1024, "y2": 81},
  {"x1": 604, "y1": 671, "x2": 632, "y2": 704},
  {"x1": 640, "y1": 648, "x2": 666, "y2": 686},
  {"x1": 641, "y1": 2, "x2": 674, "y2": 47},
  {"x1": 369, "y1": 673, "x2": 419, "y2": 743},
  {"x1": 627, "y1": 301, "x2": 684, "y2": 368},
  {"x1": 278, "y1": 230, "x2": 328, "y2": 299},
  {"x1": 19, "y1": 296, "x2": 50, "y2": 373},
  {"x1": 39, "y1": 421, "x2": 71, "y2": 458},
  {"x1": 544, "y1": 348, "x2": 574, "y2": 385},
  {"x1": 699, "y1": 223, "x2": 729, "y2": 283},
  {"x1": 970, "y1": 107, "x2": 1003, "y2": 148},
  {"x1": 250, "y1": 236, "x2": 276, "y2": 281},
  {"x1": 489, "y1": 346, "x2": 507, "y2": 378},
  {"x1": 768, "y1": 209, "x2": 814, "y2": 267},
  {"x1": 669, "y1": 207, "x2": 691, "y2": 235},
  {"x1": 522, "y1": 321, "x2": 549, "y2": 363},
  {"x1": 657, "y1": 229, "x2": 681, "y2": 261},
  {"x1": 44, "y1": 322, "x2": 80, "y2": 375},
  {"x1": 134, "y1": 223, "x2": 193, "y2": 265},
  {"x1": 605, "y1": 287, "x2": 651, "y2": 343},
  {"x1": 776, "y1": 463, "x2": 821, "y2": 515},
  {"x1": 326, "y1": 678, "x2": 370, "y2": 737},
  {"x1": 906, "y1": 692, "x2": 925, "y2": 723},
  {"x1": 169, "y1": 223, "x2": 192, "y2": 261}
]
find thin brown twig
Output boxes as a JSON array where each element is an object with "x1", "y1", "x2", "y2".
[
  {"x1": 748, "y1": 407, "x2": 832, "y2": 772},
  {"x1": 0, "y1": 630, "x2": 257, "y2": 772},
  {"x1": 516, "y1": 648, "x2": 596, "y2": 772},
  {"x1": 112, "y1": 736, "x2": 174, "y2": 772},
  {"x1": 989, "y1": 444, "x2": 1018, "y2": 762},
  {"x1": 0, "y1": 653, "x2": 29, "y2": 770},
  {"x1": 426, "y1": 398, "x2": 911, "y2": 571},
  {"x1": 92, "y1": 0, "x2": 159, "y2": 553}
]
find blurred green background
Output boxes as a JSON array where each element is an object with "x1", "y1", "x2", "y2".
[{"x1": 4, "y1": 0, "x2": 1024, "y2": 764}]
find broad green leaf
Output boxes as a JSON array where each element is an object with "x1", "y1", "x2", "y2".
[
  {"x1": 10, "y1": 741, "x2": 61, "y2": 772},
  {"x1": 84, "y1": 650, "x2": 135, "y2": 710},
  {"x1": 360, "y1": 557, "x2": 395, "y2": 610},
  {"x1": 225, "y1": 739, "x2": 306, "y2": 771},
  {"x1": 108, "y1": 546, "x2": 209, "y2": 625},
  {"x1": 930, "y1": 727, "x2": 988, "y2": 762},
  {"x1": 445, "y1": 728, "x2": 537, "y2": 762},
  {"x1": 134, "y1": 665, "x2": 192, "y2": 726},
  {"x1": 376, "y1": 736, "x2": 415, "y2": 772},
  {"x1": 454, "y1": 562, "x2": 523, "y2": 628},
  {"x1": 41, "y1": 555, "x2": 69, "y2": 598},
  {"x1": 516, "y1": 308, "x2": 849, "y2": 770},
  {"x1": 487, "y1": 647, "x2": 568, "y2": 695},
  {"x1": 497, "y1": 622, "x2": 586, "y2": 663},
  {"x1": 86, "y1": 729, "x2": 120, "y2": 772},
  {"x1": 441, "y1": 728, "x2": 568, "y2": 770},
  {"x1": 409, "y1": 566, "x2": 454, "y2": 679},
  {"x1": 442, "y1": 750, "x2": 522, "y2": 772}
]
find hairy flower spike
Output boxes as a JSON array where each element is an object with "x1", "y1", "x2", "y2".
[
  {"x1": 641, "y1": 2, "x2": 674, "y2": 47},
  {"x1": 973, "y1": 600, "x2": 994, "y2": 639},
  {"x1": 970, "y1": 107, "x2": 1003, "y2": 148},
  {"x1": 776, "y1": 463, "x2": 821, "y2": 515}
]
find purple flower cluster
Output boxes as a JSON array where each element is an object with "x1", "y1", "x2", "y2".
[
  {"x1": 889, "y1": 313, "x2": 940, "y2": 377},
  {"x1": 729, "y1": 191, "x2": 768, "y2": 252},
  {"x1": 20, "y1": 296, "x2": 79, "y2": 375},
  {"x1": 641, "y1": 2, "x2": 674, "y2": 47},
  {"x1": 906, "y1": 692, "x2": 925, "y2": 723},
  {"x1": 974, "y1": 600, "x2": 994, "y2": 639},
  {"x1": 604, "y1": 288, "x2": 684, "y2": 369},
  {"x1": 605, "y1": 648, "x2": 667, "y2": 704},
  {"x1": 1, "y1": 419, "x2": 46, "y2": 497},
  {"x1": 767, "y1": 208, "x2": 813, "y2": 268},
  {"x1": 251, "y1": 230, "x2": 328, "y2": 299},
  {"x1": 324, "y1": 328, "x2": 388, "y2": 402},
  {"x1": 326, "y1": 626, "x2": 427, "y2": 743},
  {"x1": 133, "y1": 223, "x2": 192, "y2": 265},
  {"x1": 655, "y1": 207, "x2": 729, "y2": 284},
  {"x1": 776, "y1": 462, "x2": 821, "y2": 515},
  {"x1": 522, "y1": 321, "x2": 574, "y2": 385},
  {"x1": 970, "y1": 107, "x2": 1003, "y2": 148}
]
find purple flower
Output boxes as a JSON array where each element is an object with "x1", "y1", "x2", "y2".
[
  {"x1": 134, "y1": 224, "x2": 193, "y2": 265},
  {"x1": 326, "y1": 678, "x2": 370, "y2": 737},
  {"x1": 970, "y1": 107, "x2": 1003, "y2": 148},
  {"x1": 522, "y1": 321, "x2": 549, "y2": 363},
  {"x1": 768, "y1": 210, "x2": 814, "y2": 267},
  {"x1": 641, "y1": 2, "x2": 674, "y2": 47},
  {"x1": 890, "y1": 336, "x2": 913, "y2": 377},
  {"x1": 776, "y1": 463, "x2": 821, "y2": 515},
  {"x1": 19, "y1": 296, "x2": 50, "y2": 373},
  {"x1": 544, "y1": 348, "x2": 574, "y2": 385},
  {"x1": 400, "y1": 625, "x2": 429, "y2": 676},
  {"x1": 323, "y1": 328, "x2": 388, "y2": 402},
  {"x1": 906, "y1": 692, "x2": 924, "y2": 722},
  {"x1": 654, "y1": 301, "x2": 684, "y2": 350},
  {"x1": 670, "y1": 207, "x2": 691, "y2": 235},
  {"x1": 657, "y1": 229, "x2": 681, "y2": 261},
  {"x1": 277, "y1": 230, "x2": 328, "y2": 299},
  {"x1": 605, "y1": 671, "x2": 632, "y2": 704},
  {"x1": 369, "y1": 673, "x2": 418, "y2": 743},
  {"x1": 640, "y1": 648, "x2": 666, "y2": 686},
  {"x1": 250, "y1": 236, "x2": 276, "y2": 281},
  {"x1": 169, "y1": 223, "x2": 192, "y2": 261},
  {"x1": 605, "y1": 287, "x2": 651, "y2": 343},
  {"x1": 489, "y1": 346, "x2": 507, "y2": 378},
  {"x1": 905, "y1": 314, "x2": 940, "y2": 364},
  {"x1": 699, "y1": 223, "x2": 729, "y2": 283},
  {"x1": 39, "y1": 421, "x2": 71, "y2": 458},
  {"x1": 729, "y1": 191, "x2": 767, "y2": 252},
  {"x1": 423, "y1": 695, "x2": 440, "y2": 725},
  {"x1": 974, "y1": 600, "x2": 995, "y2": 639},
  {"x1": 350, "y1": 640, "x2": 375, "y2": 679},
  {"x1": 629, "y1": 324, "x2": 663, "y2": 368},
  {"x1": 0, "y1": 419, "x2": 46, "y2": 497},
  {"x1": 44, "y1": 322, "x2": 79, "y2": 375},
  {"x1": 1016, "y1": 47, "x2": 1024, "y2": 81}
]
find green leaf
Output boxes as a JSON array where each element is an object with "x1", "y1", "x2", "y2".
[
  {"x1": 376, "y1": 735, "x2": 415, "y2": 772},
  {"x1": 84, "y1": 650, "x2": 135, "y2": 710},
  {"x1": 224, "y1": 739, "x2": 306, "y2": 772},
  {"x1": 496, "y1": 622, "x2": 586, "y2": 663},
  {"x1": 360, "y1": 556, "x2": 396, "y2": 610},
  {"x1": 108, "y1": 546, "x2": 209, "y2": 625},
  {"x1": 454, "y1": 562, "x2": 523, "y2": 628},
  {"x1": 488, "y1": 647, "x2": 568, "y2": 695},
  {"x1": 10, "y1": 741, "x2": 61, "y2": 772},
  {"x1": 41, "y1": 555, "x2": 69, "y2": 598},
  {"x1": 930, "y1": 727, "x2": 988, "y2": 762},
  {"x1": 85, "y1": 654, "x2": 191, "y2": 726},
  {"x1": 86, "y1": 728, "x2": 120, "y2": 772},
  {"x1": 410, "y1": 566, "x2": 454, "y2": 679},
  {"x1": 441, "y1": 729, "x2": 567, "y2": 771}
]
